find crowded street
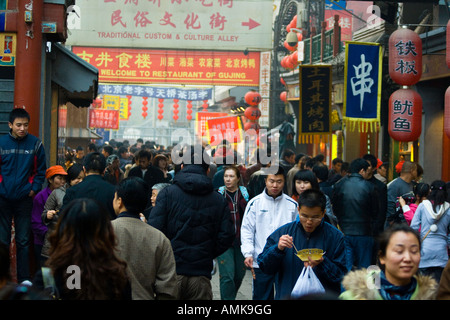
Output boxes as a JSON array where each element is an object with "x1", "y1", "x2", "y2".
[{"x1": 0, "y1": 0, "x2": 450, "y2": 315}]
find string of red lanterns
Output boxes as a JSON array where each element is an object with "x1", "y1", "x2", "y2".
[
  {"x1": 126, "y1": 95, "x2": 132, "y2": 117},
  {"x1": 202, "y1": 99, "x2": 209, "y2": 112},
  {"x1": 388, "y1": 26, "x2": 423, "y2": 142},
  {"x1": 141, "y1": 97, "x2": 148, "y2": 119},
  {"x1": 157, "y1": 98, "x2": 164, "y2": 120},
  {"x1": 186, "y1": 100, "x2": 193, "y2": 121},
  {"x1": 243, "y1": 91, "x2": 262, "y2": 132},
  {"x1": 173, "y1": 99, "x2": 179, "y2": 122}
]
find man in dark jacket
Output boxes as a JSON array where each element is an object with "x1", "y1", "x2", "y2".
[
  {"x1": 128, "y1": 149, "x2": 165, "y2": 190},
  {"x1": 362, "y1": 154, "x2": 387, "y2": 237},
  {"x1": 148, "y1": 145, "x2": 234, "y2": 300},
  {"x1": 0, "y1": 108, "x2": 47, "y2": 283},
  {"x1": 258, "y1": 189, "x2": 346, "y2": 299},
  {"x1": 331, "y1": 158, "x2": 379, "y2": 272},
  {"x1": 62, "y1": 152, "x2": 116, "y2": 219}
]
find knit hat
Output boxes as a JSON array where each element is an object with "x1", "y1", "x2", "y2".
[{"x1": 45, "y1": 165, "x2": 67, "y2": 179}]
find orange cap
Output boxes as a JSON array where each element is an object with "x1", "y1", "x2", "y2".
[{"x1": 45, "y1": 165, "x2": 68, "y2": 179}]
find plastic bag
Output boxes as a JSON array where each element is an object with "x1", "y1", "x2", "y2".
[{"x1": 291, "y1": 266, "x2": 325, "y2": 298}]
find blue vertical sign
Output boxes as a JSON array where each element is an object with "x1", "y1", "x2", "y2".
[
  {"x1": 343, "y1": 42, "x2": 382, "y2": 132},
  {"x1": 0, "y1": 0, "x2": 7, "y2": 32}
]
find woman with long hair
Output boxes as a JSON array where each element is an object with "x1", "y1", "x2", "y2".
[
  {"x1": 411, "y1": 180, "x2": 450, "y2": 283},
  {"x1": 292, "y1": 169, "x2": 337, "y2": 226},
  {"x1": 36, "y1": 198, "x2": 131, "y2": 300}
]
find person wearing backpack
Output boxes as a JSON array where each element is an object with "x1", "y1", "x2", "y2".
[{"x1": 217, "y1": 166, "x2": 249, "y2": 300}]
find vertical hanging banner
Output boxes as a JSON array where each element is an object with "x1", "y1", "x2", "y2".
[
  {"x1": 298, "y1": 65, "x2": 332, "y2": 144},
  {"x1": 119, "y1": 98, "x2": 129, "y2": 120},
  {"x1": 343, "y1": 42, "x2": 382, "y2": 132},
  {"x1": 259, "y1": 51, "x2": 271, "y2": 127}
]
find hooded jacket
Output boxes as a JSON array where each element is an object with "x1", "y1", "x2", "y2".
[
  {"x1": 148, "y1": 165, "x2": 234, "y2": 279},
  {"x1": 0, "y1": 132, "x2": 46, "y2": 200},
  {"x1": 340, "y1": 268, "x2": 437, "y2": 300},
  {"x1": 410, "y1": 200, "x2": 450, "y2": 269}
]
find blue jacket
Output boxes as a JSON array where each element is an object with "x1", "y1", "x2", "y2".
[
  {"x1": 257, "y1": 219, "x2": 347, "y2": 299},
  {"x1": 0, "y1": 132, "x2": 46, "y2": 200}
]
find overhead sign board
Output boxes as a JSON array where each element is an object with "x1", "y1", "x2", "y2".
[
  {"x1": 72, "y1": 46, "x2": 260, "y2": 86},
  {"x1": 66, "y1": 0, "x2": 273, "y2": 51}
]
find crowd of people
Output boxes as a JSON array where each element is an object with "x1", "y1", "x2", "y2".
[{"x1": 0, "y1": 108, "x2": 450, "y2": 301}]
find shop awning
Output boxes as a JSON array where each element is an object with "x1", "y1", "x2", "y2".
[{"x1": 51, "y1": 43, "x2": 98, "y2": 107}]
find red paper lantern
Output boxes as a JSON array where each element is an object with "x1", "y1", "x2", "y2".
[
  {"x1": 92, "y1": 97, "x2": 103, "y2": 108},
  {"x1": 157, "y1": 98, "x2": 164, "y2": 120},
  {"x1": 285, "y1": 55, "x2": 296, "y2": 69},
  {"x1": 388, "y1": 88, "x2": 422, "y2": 142},
  {"x1": 245, "y1": 91, "x2": 262, "y2": 106},
  {"x1": 447, "y1": 20, "x2": 450, "y2": 69},
  {"x1": 202, "y1": 99, "x2": 208, "y2": 112},
  {"x1": 280, "y1": 77, "x2": 286, "y2": 86},
  {"x1": 291, "y1": 51, "x2": 298, "y2": 65},
  {"x1": 280, "y1": 91, "x2": 287, "y2": 102},
  {"x1": 173, "y1": 99, "x2": 179, "y2": 121},
  {"x1": 280, "y1": 56, "x2": 288, "y2": 69},
  {"x1": 445, "y1": 86, "x2": 450, "y2": 138},
  {"x1": 141, "y1": 97, "x2": 148, "y2": 119},
  {"x1": 389, "y1": 27, "x2": 422, "y2": 86},
  {"x1": 244, "y1": 121, "x2": 260, "y2": 132},
  {"x1": 186, "y1": 100, "x2": 193, "y2": 121},
  {"x1": 244, "y1": 106, "x2": 261, "y2": 121}
]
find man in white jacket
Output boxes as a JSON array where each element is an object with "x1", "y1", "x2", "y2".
[{"x1": 240, "y1": 166, "x2": 298, "y2": 300}]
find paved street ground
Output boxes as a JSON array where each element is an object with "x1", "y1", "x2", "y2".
[{"x1": 211, "y1": 266, "x2": 253, "y2": 300}]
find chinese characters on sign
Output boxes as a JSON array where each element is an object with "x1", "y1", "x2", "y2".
[
  {"x1": 99, "y1": 84, "x2": 212, "y2": 101},
  {"x1": 66, "y1": 0, "x2": 273, "y2": 51},
  {"x1": 259, "y1": 51, "x2": 271, "y2": 127},
  {"x1": 343, "y1": 42, "x2": 382, "y2": 132},
  {"x1": 89, "y1": 109, "x2": 120, "y2": 129},
  {"x1": 388, "y1": 88, "x2": 422, "y2": 142},
  {"x1": 73, "y1": 47, "x2": 260, "y2": 86},
  {"x1": 351, "y1": 54, "x2": 374, "y2": 112},
  {"x1": 299, "y1": 65, "x2": 332, "y2": 143},
  {"x1": 392, "y1": 98, "x2": 414, "y2": 132},
  {"x1": 196, "y1": 111, "x2": 228, "y2": 137},
  {"x1": 206, "y1": 116, "x2": 243, "y2": 145},
  {"x1": 394, "y1": 40, "x2": 418, "y2": 76}
]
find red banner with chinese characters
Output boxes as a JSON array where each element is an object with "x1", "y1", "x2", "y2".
[
  {"x1": 196, "y1": 112, "x2": 228, "y2": 137},
  {"x1": 206, "y1": 116, "x2": 243, "y2": 145},
  {"x1": 72, "y1": 46, "x2": 260, "y2": 86},
  {"x1": 89, "y1": 109, "x2": 119, "y2": 129}
]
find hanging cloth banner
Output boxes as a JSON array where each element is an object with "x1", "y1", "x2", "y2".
[
  {"x1": 298, "y1": 65, "x2": 332, "y2": 144},
  {"x1": 343, "y1": 41, "x2": 382, "y2": 132},
  {"x1": 98, "y1": 84, "x2": 212, "y2": 101}
]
